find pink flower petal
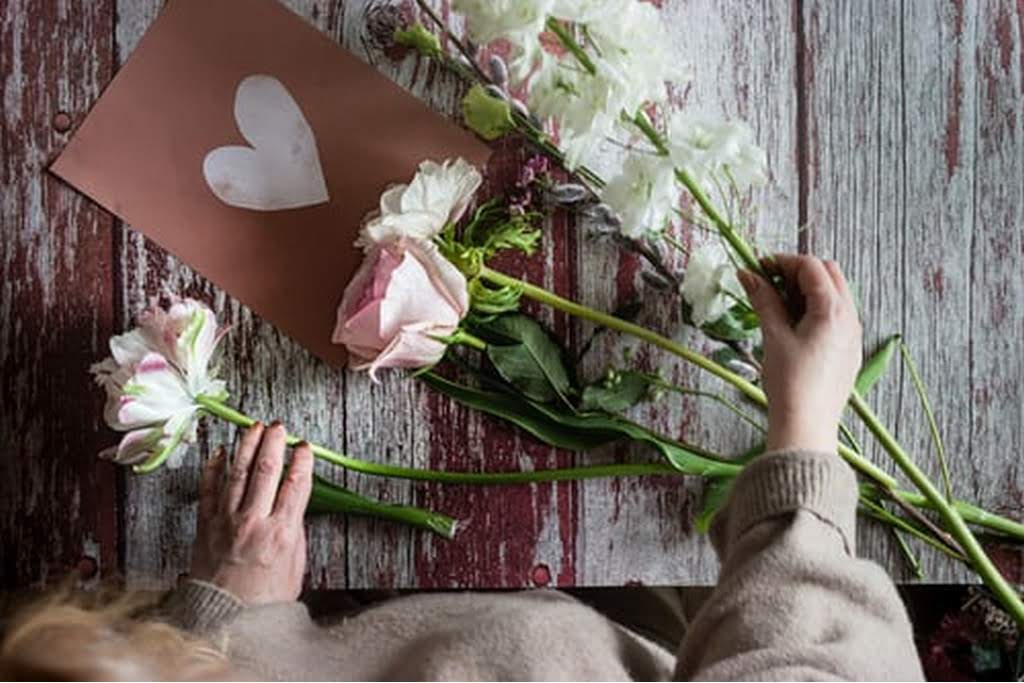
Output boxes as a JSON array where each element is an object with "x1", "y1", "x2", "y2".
[
  {"x1": 354, "y1": 324, "x2": 449, "y2": 382},
  {"x1": 101, "y1": 427, "x2": 163, "y2": 465}
]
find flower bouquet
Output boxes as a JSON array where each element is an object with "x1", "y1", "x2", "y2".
[{"x1": 91, "y1": 0, "x2": 1024, "y2": 627}]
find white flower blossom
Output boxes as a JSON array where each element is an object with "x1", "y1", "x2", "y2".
[
  {"x1": 668, "y1": 115, "x2": 768, "y2": 192},
  {"x1": 360, "y1": 158, "x2": 482, "y2": 248},
  {"x1": 91, "y1": 298, "x2": 228, "y2": 471},
  {"x1": 600, "y1": 152, "x2": 679, "y2": 238},
  {"x1": 453, "y1": 0, "x2": 552, "y2": 81},
  {"x1": 577, "y1": 0, "x2": 674, "y2": 113},
  {"x1": 680, "y1": 243, "x2": 746, "y2": 326}
]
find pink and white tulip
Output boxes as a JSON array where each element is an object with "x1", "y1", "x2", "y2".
[
  {"x1": 91, "y1": 298, "x2": 228, "y2": 471},
  {"x1": 333, "y1": 238, "x2": 470, "y2": 380}
]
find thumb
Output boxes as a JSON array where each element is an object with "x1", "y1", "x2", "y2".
[{"x1": 738, "y1": 269, "x2": 790, "y2": 333}]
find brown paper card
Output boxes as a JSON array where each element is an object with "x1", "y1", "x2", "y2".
[{"x1": 51, "y1": 0, "x2": 490, "y2": 366}]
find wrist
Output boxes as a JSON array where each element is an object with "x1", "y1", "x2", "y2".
[{"x1": 766, "y1": 415, "x2": 839, "y2": 454}]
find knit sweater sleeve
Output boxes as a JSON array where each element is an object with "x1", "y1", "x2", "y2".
[
  {"x1": 157, "y1": 579, "x2": 245, "y2": 636},
  {"x1": 676, "y1": 450, "x2": 924, "y2": 681}
]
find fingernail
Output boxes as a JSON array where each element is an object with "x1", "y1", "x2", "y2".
[
  {"x1": 296, "y1": 440, "x2": 310, "y2": 448},
  {"x1": 270, "y1": 420, "x2": 282, "y2": 429},
  {"x1": 252, "y1": 420, "x2": 263, "y2": 429},
  {"x1": 214, "y1": 445, "x2": 226, "y2": 460}
]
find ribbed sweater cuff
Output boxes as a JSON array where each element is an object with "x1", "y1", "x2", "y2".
[
  {"x1": 160, "y1": 579, "x2": 245, "y2": 634},
  {"x1": 720, "y1": 449, "x2": 859, "y2": 554}
]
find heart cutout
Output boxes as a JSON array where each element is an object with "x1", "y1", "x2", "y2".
[{"x1": 203, "y1": 74, "x2": 329, "y2": 211}]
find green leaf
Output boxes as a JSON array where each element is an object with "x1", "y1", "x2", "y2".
[
  {"x1": 393, "y1": 23, "x2": 442, "y2": 58},
  {"x1": 898, "y1": 340, "x2": 953, "y2": 501},
  {"x1": 420, "y1": 371, "x2": 741, "y2": 479},
  {"x1": 855, "y1": 334, "x2": 900, "y2": 396},
  {"x1": 580, "y1": 370, "x2": 655, "y2": 413},
  {"x1": 692, "y1": 302, "x2": 761, "y2": 342},
  {"x1": 696, "y1": 477, "x2": 734, "y2": 533},
  {"x1": 419, "y1": 372, "x2": 620, "y2": 451},
  {"x1": 478, "y1": 313, "x2": 574, "y2": 404},
  {"x1": 461, "y1": 84, "x2": 514, "y2": 141}
]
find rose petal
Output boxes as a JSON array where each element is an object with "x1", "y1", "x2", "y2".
[
  {"x1": 354, "y1": 323, "x2": 450, "y2": 382},
  {"x1": 377, "y1": 247, "x2": 463, "y2": 341},
  {"x1": 404, "y1": 239, "x2": 470, "y2": 317},
  {"x1": 338, "y1": 299, "x2": 384, "y2": 352}
]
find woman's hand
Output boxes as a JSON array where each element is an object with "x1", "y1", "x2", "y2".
[
  {"x1": 738, "y1": 255, "x2": 862, "y2": 454},
  {"x1": 189, "y1": 422, "x2": 314, "y2": 604}
]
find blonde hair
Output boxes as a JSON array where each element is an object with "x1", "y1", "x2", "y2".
[{"x1": 0, "y1": 582, "x2": 231, "y2": 681}]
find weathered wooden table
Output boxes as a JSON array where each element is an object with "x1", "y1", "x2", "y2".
[{"x1": 3, "y1": 0, "x2": 1022, "y2": 591}]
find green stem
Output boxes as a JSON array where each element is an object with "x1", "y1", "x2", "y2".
[
  {"x1": 309, "y1": 476, "x2": 457, "y2": 538},
  {"x1": 450, "y1": 329, "x2": 488, "y2": 351},
  {"x1": 628, "y1": 110, "x2": 763, "y2": 275},
  {"x1": 859, "y1": 495, "x2": 966, "y2": 563},
  {"x1": 849, "y1": 390, "x2": 1024, "y2": 626},
  {"x1": 192, "y1": 397, "x2": 1024, "y2": 544},
  {"x1": 195, "y1": 395, "x2": 680, "y2": 484},
  {"x1": 899, "y1": 340, "x2": 953, "y2": 501},
  {"x1": 478, "y1": 264, "x2": 898, "y2": 488},
  {"x1": 653, "y1": 380, "x2": 765, "y2": 434},
  {"x1": 545, "y1": 17, "x2": 597, "y2": 75}
]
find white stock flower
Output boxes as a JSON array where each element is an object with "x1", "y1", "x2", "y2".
[
  {"x1": 360, "y1": 158, "x2": 482, "y2": 248},
  {"x1": 454, "y1": 0, "x2": 551, "y2": 43},
  {"x1": 525, "y1": 1, "x2": 679, "y2": 169},
  {"x1": 91, "y1": 298, "x2": 228, "y2": 471},
  {"x1": 579, "y1": 0, "x2": 674, "y2": 112},
  {"x1": 453, "y1": 0, "x2": 552, "y2": 81},
  {"x1": 527, "y1": 58, "x2": 618, "y2": 168},
  {"x1": 600, "y1": 152, "x2": 679, "y2": 238},
  {"x1": 668, "y1": 115, "x2": 768, "y2": 192},
  {"x1": 680, "y1": 243, "x2": 746, "y2": 326}
]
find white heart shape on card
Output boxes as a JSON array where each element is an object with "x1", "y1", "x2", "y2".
[{"x1": 203, "y1": 75, "x2": 329, "y2": 211}]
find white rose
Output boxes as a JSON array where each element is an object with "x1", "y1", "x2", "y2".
[{"x1": 359, "y1": 158, "x2": 482, "y2": 248}]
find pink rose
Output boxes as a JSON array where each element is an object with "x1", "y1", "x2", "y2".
[{"x1": 333, "y1": 238, "x2": 469, "y2": 379}]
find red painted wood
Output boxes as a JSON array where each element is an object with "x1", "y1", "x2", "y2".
[
  {"x1": 415, "y1": 137, "x2": 580, "y2": 587},
  {"x1": 0, "y1": 0, "x2": 119, "y2": 588}
]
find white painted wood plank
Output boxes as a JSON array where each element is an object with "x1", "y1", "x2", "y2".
[{"x1": 576, "y1": 0, "x2": 800, "y2": 586}]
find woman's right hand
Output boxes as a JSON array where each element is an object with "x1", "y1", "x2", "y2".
[{"x1": 737, "y1": 254, "x2": 863, "y2": 454}]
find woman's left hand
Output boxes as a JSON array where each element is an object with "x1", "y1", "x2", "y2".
[{"x1": 189, "y1": 422, "x2": 314, "y2": 604}]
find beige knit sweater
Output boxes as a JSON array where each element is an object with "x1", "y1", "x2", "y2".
[{"x1": 162, "y1": 450, "x2": 925, "y2": 680}]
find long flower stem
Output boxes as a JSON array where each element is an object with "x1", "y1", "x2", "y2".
[
  {"x1": 849, "y1": 390, "x2": 1024, "y2": 624},
  {"x1": 859, "y1": 496, "x2": 966, "y2": 564},
  {"x1": 477, "y1": 265, "x2": 899, "y2": 488},
  {"x1": 195, "y1": 395, "x2": 679, "y2": 484},
  {"x1": 194, "y1": 395, "x2": 1024, "y2": 544},
  {"x1": 309, "y1": 476, "x2": 457, "y2": 538}
]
